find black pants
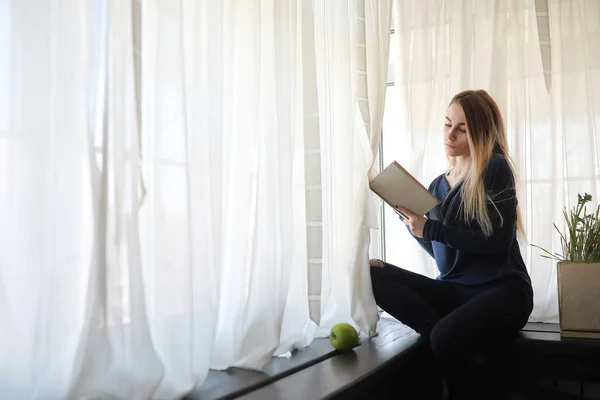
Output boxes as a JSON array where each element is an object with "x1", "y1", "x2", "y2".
[{"x1": 370, "y1": 262, "x2": 533, "y2": 400}]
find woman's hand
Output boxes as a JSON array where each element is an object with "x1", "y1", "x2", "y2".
[{"x1": 395, "y1": 206, "x2": 428, "y2": 238}]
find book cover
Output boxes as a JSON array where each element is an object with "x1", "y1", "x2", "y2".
[{"x1": 369, "y1": 161, "x2": 440, "y2": 218}]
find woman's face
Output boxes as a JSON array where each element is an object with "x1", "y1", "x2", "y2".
[{"x1": 444, "y1": 102, "x2": 471, "y2": 158}]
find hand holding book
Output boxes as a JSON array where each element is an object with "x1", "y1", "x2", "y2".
[{"x1": 395, "y1": 205, "x2": 427, "y2": 238}]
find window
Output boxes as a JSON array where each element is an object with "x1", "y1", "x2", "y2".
[{"x1": 378, "y1": 5, "x2": 435, "y2": 273}]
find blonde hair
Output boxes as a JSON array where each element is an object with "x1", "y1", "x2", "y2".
[{"x1": 449, "y1": 90, "x2": 523, "y2": 237}]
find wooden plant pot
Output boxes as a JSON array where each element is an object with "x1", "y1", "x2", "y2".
[{"x1": 557, "y1": 262, "x2": 600, "y2": 339}]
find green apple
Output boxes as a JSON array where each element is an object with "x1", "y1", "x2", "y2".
[{"x1": 329, "y1": 323, "x2": 359, "y2": 351}]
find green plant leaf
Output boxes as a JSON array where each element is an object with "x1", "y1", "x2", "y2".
[{"x1": 532, "y1": 193, "x2": 600, "y2": 263}]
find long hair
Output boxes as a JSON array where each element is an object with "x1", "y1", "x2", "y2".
[{"x1": 449, "y1": 90, "x2": 523, "y2": 237}]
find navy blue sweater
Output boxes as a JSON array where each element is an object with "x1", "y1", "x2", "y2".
[{"x1": 410, "y1": 154, "x2": 531, "y2": 287}]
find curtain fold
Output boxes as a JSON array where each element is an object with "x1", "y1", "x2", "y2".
[
  {"x1": 0, "y1": 0, "x2": 161, "y2": 397},
  {"x1": 313, "y1": 0, "x2": 362, "y2": 336},
  {"x1": 358, "y1": 0, "x2": 394, "y2": 333},
  {"x1": 364, "y1": 0, "x2": 394, "y2": 158},
  {"x1": 71, "y1": 1, "x2": 163, "y2": 398},
  {"x1": 311, "y1": 0, "x2": 392, "y2": 337},
  {"x1": 0, "y1": 0, "x2": 98, "y2": 397},
  {"x1": 313, "y1": 0, "x2": 393, "y2": 337}
]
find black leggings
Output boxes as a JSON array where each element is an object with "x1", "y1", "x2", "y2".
[{"x1": 370, "y1": 262, "x2": 533, "y2": 400}]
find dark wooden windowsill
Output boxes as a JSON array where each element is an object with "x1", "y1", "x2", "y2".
[
  {"x1": 510, "y1": 322, "x2": 600, "y2": 399},
  {"x1": 237, "y1": 318, "x2": 423, "y2": 400},
  {"x1": 188, "y1": 321, "x2": 600, "y2": 400},
  {"x1": 186, "y1": 338, "x2": 337, "y2": 400},
  {"x1": 517, "y1": 322, "x2": 600, "y2": 358},
  {"x1": 186, "y1": 317, "x2": 421, "y2": 400}
]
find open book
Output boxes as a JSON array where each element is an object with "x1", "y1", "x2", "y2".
[{"x1": 369, "y1": 161, "x2": 440, "y2": 218}]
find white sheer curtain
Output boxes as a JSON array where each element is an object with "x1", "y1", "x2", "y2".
[
  {"x1": 313, "y1": 0, "x2": 392, "y2": 337},
  {"x1": 0, "y1": 1, "x2": 93, "y2": 397},
  {"x1": 537, "y1": 0, "x2": 600, "y2": 320},
  {"x1": 140, "y1": 0, "x2": 393, "y2": 394},
  {"x1": 141, "y1": 1, "x2": 317, "y2": 395},
  {"x1": 0, "y1": 0, "x2": 392, "y2": 397},
  {"x1": 142, "y1": 0, "x2": 391, "y2": 386},
  {"x1": 0, "y1": 0, "x2": 162, "y2": 398},
  {"x1": 385, "y1": 0, "x2": 600, "y2": 323}
]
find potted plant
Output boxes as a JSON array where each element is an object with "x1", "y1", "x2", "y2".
[{"x1": 533, "y1": 193, "x2": 600, "y2": 339}]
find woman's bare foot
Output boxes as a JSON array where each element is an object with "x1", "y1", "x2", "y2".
[{"x1": 369, "y1": 258, "x2": 384, "y2": 267}]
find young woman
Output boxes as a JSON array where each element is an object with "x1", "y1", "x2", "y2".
[{"x1": 370, "y1": 90, "x2": 533, "y2": 400}]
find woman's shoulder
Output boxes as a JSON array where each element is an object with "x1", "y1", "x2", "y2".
[
  {"x1": 487, "y1": 153, "x2": 512, "y2": 174},
  {"x1": 489, "y1": 153, "x2": 510, "y2": 168},
  {"x1": 485, "y1": 153, "x2": 515, "y2": 188}
]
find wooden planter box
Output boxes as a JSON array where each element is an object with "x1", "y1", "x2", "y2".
[{"x1": 557, "y1": 262, "x2": 600, "y2": 339}]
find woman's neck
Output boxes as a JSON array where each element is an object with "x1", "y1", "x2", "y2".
[{"x1": 449, "y1": 156, "x2": 471, "y2": 178}]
